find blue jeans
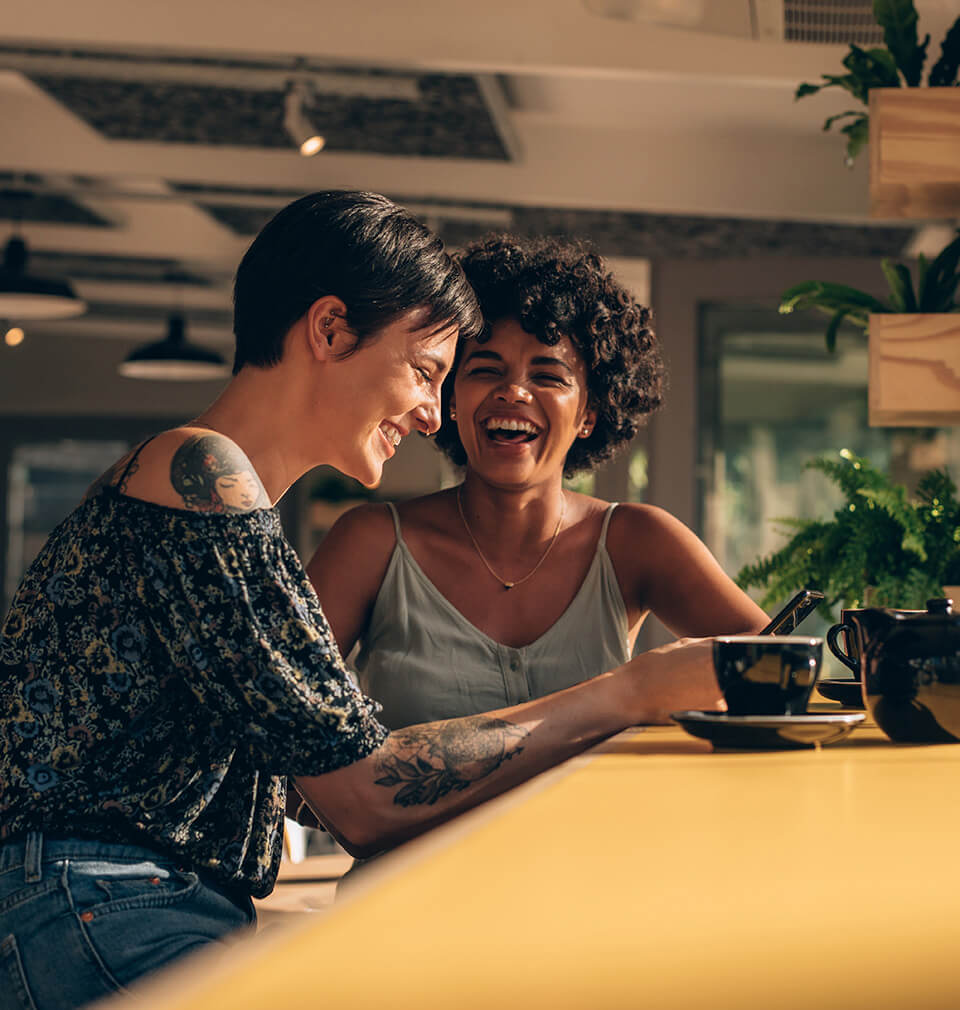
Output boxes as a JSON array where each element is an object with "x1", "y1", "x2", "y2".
[{"x1": 0, "y1": 833, "x2": 256, "y2": 1010}]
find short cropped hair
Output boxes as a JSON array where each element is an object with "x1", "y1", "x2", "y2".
[
  {"x1": 434, "y1": 234, "x2": 664, "y2": 476},
  {"x1": 232, "y1": 190, "x2": 482, "y2": 373}
]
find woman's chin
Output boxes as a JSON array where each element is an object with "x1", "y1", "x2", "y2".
[{"x1": 338, "y1": 454, "x2": 383, "y2": 490}]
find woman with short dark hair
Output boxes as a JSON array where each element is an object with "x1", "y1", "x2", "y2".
[{"x1": 0, "y1": 201, "x2": 725, "y2": 1010}]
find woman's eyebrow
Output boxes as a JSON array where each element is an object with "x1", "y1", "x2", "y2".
[
  {"x1": 462, "y1": 349, "x2": 502, "y2": 365},
  {"x1": 530, "y1": 355, "x2": 574, "y2": 373},
  {"x1": 420, "y1": 351, "x2": 453, "y2": 377}
]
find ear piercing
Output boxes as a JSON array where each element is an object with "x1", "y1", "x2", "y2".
[{"x1": 450, "y1": 407, "x2": 457, "y2": 420}]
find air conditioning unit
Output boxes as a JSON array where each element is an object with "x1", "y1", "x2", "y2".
[{"x1": 582, "y1": 0, "x2": 953, "y2": 46}]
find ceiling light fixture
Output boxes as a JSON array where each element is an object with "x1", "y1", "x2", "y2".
[
  {"x1": 284, "y1": 80, "x2": 325, "y2": 156},
  {"x1": 118, "y1": 314, "x2": 231, "y2": 381},
  {"x1": 4, "y1": 325, "x2": 25, "y2": 347},
  {"x1": 0, "y1": 235, "x2": 86, "y2": 320}
]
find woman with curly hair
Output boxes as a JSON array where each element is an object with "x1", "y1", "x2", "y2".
[{"x1": 307, "y1": 235, "x2": 767, "y2": 733}]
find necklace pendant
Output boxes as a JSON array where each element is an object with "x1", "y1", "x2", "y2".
[{"x1": 503, "y1": 582, "x2": 514, "y2": 590}]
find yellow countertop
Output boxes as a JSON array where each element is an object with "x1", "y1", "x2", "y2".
[{"x1": 119, "y1": 711, "x2": 960, "y2": 1010}]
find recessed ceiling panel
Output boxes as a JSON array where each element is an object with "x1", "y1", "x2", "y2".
[{"x1": 29, "y1": 69, "x2": 510, "y2": 160}]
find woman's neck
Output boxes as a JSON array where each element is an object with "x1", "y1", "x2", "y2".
[
  {"x1": 192, "y1": 368, "x2": 318, "y2": 505},
  {"x1": 457, "y1": 475, "x2": 567, "y2": 562}
]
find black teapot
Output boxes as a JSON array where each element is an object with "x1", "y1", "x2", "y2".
[{"x1": 848, "y1": 598, "x2": 960, "y2": 743}]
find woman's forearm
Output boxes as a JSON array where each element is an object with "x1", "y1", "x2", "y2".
[{"x1": 295, "y1": 638, "x2": 718, "y2": 857}]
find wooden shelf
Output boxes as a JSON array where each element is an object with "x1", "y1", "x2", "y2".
[
  {"x1": 869, "y1": 88, "x2": 960, "y2": 220},
  {"x1": 868, "y1": 313, "x2": 960, "y2": 426}
]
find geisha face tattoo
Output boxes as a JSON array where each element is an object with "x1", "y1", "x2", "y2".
[
  {"x1": 170, "y1": 434, "x2": 269, "y2": 513},
  {"x1": 214, "y1": 470, "x2": 262, "y2": 511}
]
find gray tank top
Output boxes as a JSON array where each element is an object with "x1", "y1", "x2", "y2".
[{"x1": 353, "y1": 502, "x2": 631, "y2": 729}]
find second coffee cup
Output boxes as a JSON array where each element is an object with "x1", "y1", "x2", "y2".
[
  {"x1": 713, "y1": 635, "x2": 823, "y2": 716},
  {"x1": 826, "y1": 607, "x2": 926, "y2": 678}
]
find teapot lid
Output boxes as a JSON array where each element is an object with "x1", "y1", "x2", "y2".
[{"x1": 878, "y1": 597, "x2": 958, "y2": 623}]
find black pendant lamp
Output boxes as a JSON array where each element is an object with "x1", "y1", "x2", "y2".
[
  {"x1": 119, "y1": 314, "x2": 231, "y2": 381},
  {"x1": 0, "y1": 235, "x2": 86, "y2": 319}
]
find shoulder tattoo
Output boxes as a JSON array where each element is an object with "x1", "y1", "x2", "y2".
[{"x1": 170, "y1": 434, "x2": 269, "y2": 513}]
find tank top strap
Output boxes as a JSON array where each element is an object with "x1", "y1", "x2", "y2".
[
  {"x1": 598, "y1": 502, "x2": 619, "y2": 548},
  {"x1": 384, "y1": 501, "x2": 403, "y2": 543},
  {"x1": 116, "y1": 435, "x2": 158, "y2": 485}
]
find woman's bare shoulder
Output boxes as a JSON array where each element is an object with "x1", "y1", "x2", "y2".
[
  {"x1": 306, "y1": 501, "x2": 399, "y2": 600},
  {"x1": 88, "y1": 427, "x2": 269, "y2": 514},
  {"x1": 606, "y1": 502, "x2": 701, "y2": 559},
  {"x1": 395, "y1": 488, "x2": 456, "y2": 532},
  {"x1": 322, "y1": 500, "x2": 398, "y2": 544}
]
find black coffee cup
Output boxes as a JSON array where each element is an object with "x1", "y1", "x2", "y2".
[{"x1": 713, "y1": 636, "x2": 823, "y2": 716}]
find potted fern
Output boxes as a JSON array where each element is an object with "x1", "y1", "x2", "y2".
[{"x1": 736, "y1": 451, "x2": 960, "y2": 618}]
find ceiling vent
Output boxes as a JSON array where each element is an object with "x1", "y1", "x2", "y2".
[
  {"x1": 781, "y1": 1, "x2": 883, "y2": 45},
  {"x1": 583, "y1": 0, "x2": 891, "y2": 43}
]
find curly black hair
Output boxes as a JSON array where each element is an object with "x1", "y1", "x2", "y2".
[{"x1": 433, "y1": 234, "x2": 665, "y2": 477}]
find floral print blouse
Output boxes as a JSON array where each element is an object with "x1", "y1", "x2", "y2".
[{"x1": 0, "y1": 487, "x2": 387, "y2": 897}]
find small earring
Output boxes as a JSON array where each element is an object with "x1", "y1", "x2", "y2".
[
  {"x1": 322, "y1": 317, "x2": 333, "y2": 328},
  {"x1": 580, "y1": 426, "x2": 591, "y2": 437},
  {"x1": 450, "y1": 407, "x2": 457, "y2": 420}
]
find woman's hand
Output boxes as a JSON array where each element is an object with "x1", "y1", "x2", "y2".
[{"x1": 618, "y1": 637, "x2": 725, "y2": 725}]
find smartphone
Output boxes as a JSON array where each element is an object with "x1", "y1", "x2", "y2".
[{"x1": 760, "y1": 589, "x2": 825, "y2": 635}]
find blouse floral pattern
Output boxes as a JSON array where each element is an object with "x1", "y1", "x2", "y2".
[{"x1": 0, "y1": 487, "x2": 387, "y2": 897}]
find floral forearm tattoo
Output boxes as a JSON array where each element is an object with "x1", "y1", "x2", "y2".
[
  {"x1": 374, "y1": 716, "x2": 530, "y2": 807},
  {"x1": 170, "y1": 434, "x2": 269, "y2": 513}
]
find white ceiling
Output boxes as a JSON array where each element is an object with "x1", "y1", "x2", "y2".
[{"x1": 0, "y1": 0, "x2": 930, "y2": 347}]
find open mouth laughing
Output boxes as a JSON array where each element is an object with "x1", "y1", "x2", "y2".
[{"x1": 482, "y1": 415, "x2": 542, "y2": 444}]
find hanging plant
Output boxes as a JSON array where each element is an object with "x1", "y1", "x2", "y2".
[
  {"x1": 795, "y1": 0, "x2": 960, "y2": 164},
  {"x1": 778, "y1": 230, "x2": 960, "y2": 351}
]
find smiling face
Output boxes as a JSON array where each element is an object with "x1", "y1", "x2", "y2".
[
  {"x1": 324, "y1": 307, "x2": 459, "y2": 487},
  {"x1": 451, "y1": 318, "x2": 596, "y2": 490}
]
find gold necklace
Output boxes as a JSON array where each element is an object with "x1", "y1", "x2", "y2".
[{"x1": 456, "y1": 485, "x2": 566, "y2": 591}]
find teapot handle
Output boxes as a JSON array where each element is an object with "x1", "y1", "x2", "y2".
[{"x1": 826, "y1": 622, "x2": 859, "y2": 676}]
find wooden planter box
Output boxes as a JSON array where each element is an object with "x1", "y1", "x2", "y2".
[
  {"x1": 869, "y1": 313, "x2": 960, "y2": 426},
  {"x1": 869, "y1": 89, "x2": 960, "y2": 219}
]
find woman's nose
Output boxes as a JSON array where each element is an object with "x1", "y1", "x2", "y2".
[
  {"x1": 494, "y1": 380, "x2": 532, "y2": 403},
  {"x1": 413, "y1": 388, "x2": 442, "y2": 435}
]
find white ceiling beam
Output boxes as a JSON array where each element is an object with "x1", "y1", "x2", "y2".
[{"x1": 1, "y1": 127, "x2": 872, "y2": 223}]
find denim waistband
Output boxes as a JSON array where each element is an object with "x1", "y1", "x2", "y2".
[{"x1": 0, "y1": 832, "x2": 178, "y2": 878}]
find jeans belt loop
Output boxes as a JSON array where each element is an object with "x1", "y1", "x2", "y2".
[{"x1": 24, "y1": 831, "x2": 43, "y2": 883}]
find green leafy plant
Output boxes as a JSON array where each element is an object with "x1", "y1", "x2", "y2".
[
  {"x1": 796, "y1": 0, "x2": 960, "y2": 164},
  {"x1": 779, "y1": 230, "x2": 960, "y2": 351},
  {"x1": 736, "y1": 450, "x2": 960, "y2": 617}
]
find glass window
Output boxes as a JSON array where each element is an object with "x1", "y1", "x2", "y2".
[{"x1": 698, "y1": 304, "x2": 960, "y2": 671}]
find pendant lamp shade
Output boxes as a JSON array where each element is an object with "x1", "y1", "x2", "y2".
[
  {"x1": 0, "y1": 236, "x2": 86, "y2": 319},
  {"x1": 119, "y1": 314, "x2": 231, "y2": 381}
]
